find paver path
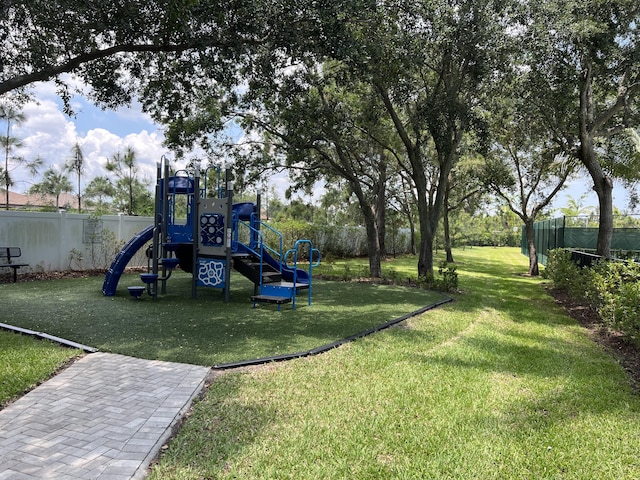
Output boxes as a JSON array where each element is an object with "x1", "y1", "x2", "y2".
[{"x1": 0, "y1": 352, "x2": 210, "y2": 480}]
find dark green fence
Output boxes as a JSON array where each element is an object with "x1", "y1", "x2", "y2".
[
  {"x1": 520, "y1": 217, "x2": 565, "y2": 265},
  {"x1": 521, "y1": 216, "x2": 640, "y2": 265}
]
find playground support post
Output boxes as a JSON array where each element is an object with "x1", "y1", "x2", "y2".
[
  {"x1": 253, "y1": 189, "x2": 262, "y2": 297},
  {"x1": 160, "y1": 160, "x2": 170, "y2": 294},
  {"x1": 191, "y1": 169, "x2": 200, "y2": 299},
  {"x1": 224, "y1": 177, "x2": 234, "y2": 303},
  {"x1": 150, "y1": 162, "x2": 161, "y2": 300}
]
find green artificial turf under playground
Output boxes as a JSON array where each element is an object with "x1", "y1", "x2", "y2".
[{"x1": 1, "y1": 270, "x2": 445, "y2": 366}]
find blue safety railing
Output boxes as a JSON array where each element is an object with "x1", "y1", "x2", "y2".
[
  {"x1": 236, "y1": 219, "x2": 284, "y2": 284},
  {"x1": 284, "y1": 239, "x2": 321, "y2": 309},
  {"x1": 236, "y1": 219, "x2": 319, "y2": 308}
]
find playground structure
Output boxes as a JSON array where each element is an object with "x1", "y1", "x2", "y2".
[{"x1": 102, "y1": 160, "x2": 320, "y2": 309}]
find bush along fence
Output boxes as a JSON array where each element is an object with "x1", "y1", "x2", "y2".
[
  {"x1": 545, "y1": 248, "x2": 640, "y2": 348},
  {"x1": 261, "y1": 220, "x2": 414, "y2": 259}
]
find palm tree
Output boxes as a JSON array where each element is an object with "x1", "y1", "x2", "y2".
[
  {"x1": 106, "y1": 146, "x2": 138, "y2": 215},
  {"x1": 30, "y1": 168, "x2": 74, "y2": 209},
  {"x1": 65, "y1": 142, "x2": 85, "y2": 212},
  {"x1": 0, "y1": 104, "x2": 26, "y2": 209},
  {"x1": 84, "y1": 176, "x2": 116, "y2": 212}
]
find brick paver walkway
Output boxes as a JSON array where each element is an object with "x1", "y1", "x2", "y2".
[{"x1": 0, "y1": 352, "x2": 210, "y2": 480}]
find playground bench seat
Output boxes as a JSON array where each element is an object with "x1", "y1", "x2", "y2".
[{"x1": 0, "y1": 247, "x2": 29, "y2": 282}]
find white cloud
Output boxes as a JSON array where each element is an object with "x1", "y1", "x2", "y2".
[
  {"x1": 5, "y1": 83, "x2": 172, "y2": 194},
  {"x1": 4, "y1": 78, "x2": 324, "y2": 204}
]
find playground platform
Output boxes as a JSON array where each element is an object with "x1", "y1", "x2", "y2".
[{"x1": 0, "y1": 352, "x2": 210, "y2": 479}]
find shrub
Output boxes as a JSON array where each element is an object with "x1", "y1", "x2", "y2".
[
  {"x1": 544, "y1": 249, "x2": 580, "y2": 293},
  {"x1": 417, "y1": 261, "x2": 458, "y2": 293},
  {"x1": 546, "y1": 248, "x2": 640, "y2": 347}
]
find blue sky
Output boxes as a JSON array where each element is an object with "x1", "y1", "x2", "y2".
[
  {"x1": 12, "y1": 82, "x2": 171, "y2": 194},
  {"x1": 7, "y1": 79, "x2": 636, "y2": 215},
  {"x1": 9, "y1": 79, "x2": 297, "y2": 204}
]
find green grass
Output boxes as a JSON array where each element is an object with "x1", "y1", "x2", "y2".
[
  {"x1": 148, "y1": 247, "x2": 640, "y2": 479},
  {"x1": 0, "y1": 330, "x2": 82, "y2": 406},
  {"x1": 0, "y1": 270, "x2": 444, "y2": 365}
]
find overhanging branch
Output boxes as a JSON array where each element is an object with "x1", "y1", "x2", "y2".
[{"x1": 1, "y1": 37, "x2": 261, "y2": 95}]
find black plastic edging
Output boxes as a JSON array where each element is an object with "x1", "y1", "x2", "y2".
[
  {"x1": 0, "y1": 322, "x2": 98, "y2": 353},
  {"x1": 213, "y1": 297, "x2": 454, "y2": 370}
]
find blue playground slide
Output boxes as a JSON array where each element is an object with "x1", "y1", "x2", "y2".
[
  {"x1": 102, "y1": 225, "x2": 154, "y2": 296},
  {"x1": 236, "y1": 242, "x2": 310, "y2": 284}
]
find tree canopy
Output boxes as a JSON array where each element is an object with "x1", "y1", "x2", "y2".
[
  {"x1": 2, "y1": 0, "x2": 639, "y2": 274},
  {"x1": 513, "y1": 0, "x2": 640, "y2": 256}
]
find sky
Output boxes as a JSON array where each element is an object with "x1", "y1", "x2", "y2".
[
  {"x1": 8, "y1": 79, "x2": 295, "y2": 204},
  {"x1": 11, "y1": 82, "x2": 172, "y2": 196},
  {"x1": 6, "y1": 79, "x2": 638, "y2": 216}
]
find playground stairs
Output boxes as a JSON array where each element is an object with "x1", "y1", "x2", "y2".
[
  {"x1": 233, "y1": 252, "x2": 309, "y2": 308},
  {"x1": 233, "y1": 252, "x2": 282, "y2": 285},
  {"x1": 251, "y1": 281, "x2": 309, "y2": 309},
  {"x1": 259, "y1": 281, "x2": 309, "y2": 298}
]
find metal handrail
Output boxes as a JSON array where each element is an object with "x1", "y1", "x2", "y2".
[
  {"x1": 237, "y1": 218, "x2": 320, "y2": 309},
  {"x1": 284, "y1": 239, "x2": 321, "y2": 309},
  {"x1": 237, "y1": 219, "x2": 285, "y2": 291}
]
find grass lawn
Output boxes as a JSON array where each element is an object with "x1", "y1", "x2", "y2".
[
  {"x1": 147, "y1": 247, "x2": 640, "y2": 479},
  {"x1": 0, "y1": 330, "x2": 82, "y2": 407},
  {"x1": 0, "y1": 269, "x2": 444, "y2": 366}
]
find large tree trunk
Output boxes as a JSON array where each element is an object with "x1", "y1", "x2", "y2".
[
  {"x1": 593, "y1": 174, "x2": 614, "y2": 258},
  {"x1": 443, "y1": 187, "x2": 454, "y2": 263},
  {"x1": 414, "y1": 177, "x2": 435, "y2": 277},
  {"x1": 363, "y1": 207, "x2": 382, "y2": 278},
  {"x1": 417, "y1": 225, "x2": 435, "y2": 277},
  {"x1": 580, "y1": 141, "x2": 613, "y2": 260},
  {"x1": 578, "y1": 59, "x2": 613, "y2": 258},
  {"x1": 413, "y1": 166, "x2": 435, "y2": 277},
  {"x1": 352, "y1": 184, "x2": 383, "y2": 278},
  {"x1": 375, "y1": 157, "x2": 387, "y2": 260},
  {"x1": 524, "y1": 218, "x2": 539, "y2": 276}
]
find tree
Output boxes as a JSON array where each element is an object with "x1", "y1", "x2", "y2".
[
  {"x1": 240, "y1": 71, "x2": 394, "y2": 278},
  {"x1": 481, "y1": 67, "x2": 579, "y2": 275},
  {"x1": 0, "y1": 0, "x2": 283, "y2": 106},
  {"x1": 84, "y1": 176, "x2": 116, "y2": 213},
  {"x1": 558, "y1": 194, "x2": 596, "y2": 218},
  {"x1": 341, "y1": 0, "x2": 504, "y2": 277},
  {"x1": 65, "y1": 142, "x2": 85, "y2": 212},
  {"x1": 150, "y1": 0, "x2": 510, "y2": 279},
  {"x1": 520, "y1": 0, "x2": 640, "y2": 258},
  {"x1": 483, "y1": 144, "x2": 576, "y2": 275},
  {"x1": 1, "y1": 0, "x2": 361, "y2": 130},
  {"x1": 106, "y1": 147, "x2": 140, "y2": 215},
  {"x1": 29, "y1": 168, "x2": 73, "y2": 209},
  {"x1": 0, "y1": 103, "x2": 26, "y2": 209}
]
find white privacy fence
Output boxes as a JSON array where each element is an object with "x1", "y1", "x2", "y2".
[
  {"x1": 0, "y1": 211, "x2": 154, "y2": 272},
  {"x1": 0, "y1": 211, "x2": 415, "y2": 274}
]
